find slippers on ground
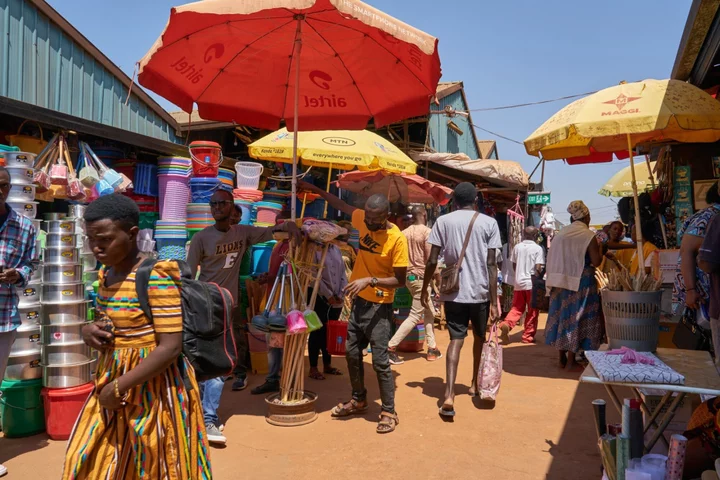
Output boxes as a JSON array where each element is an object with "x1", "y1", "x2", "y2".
[
  {"x1": 323, "y1": 367, "x2": 343, "y2": 376},
  {"x1": 439, "y1": 405, "x2": 456, "y2": 417}
]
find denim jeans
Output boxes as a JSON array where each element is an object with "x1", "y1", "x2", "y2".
[
  {"x1": 267, "y1": 347, "x2": 282, "y2": 384},
  {"x1": 345, "y1": 298, "x2": 395, "y2": 413},
  {"x1": 199, "y1": 376, "x2": 224, "y2": 426}
]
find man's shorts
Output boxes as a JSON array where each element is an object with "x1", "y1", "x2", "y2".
[{"x1": 444, "y1": 301, "x2": 489, "y2": 340}]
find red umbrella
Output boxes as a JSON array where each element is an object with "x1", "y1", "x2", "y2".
[
  {"x1": 138, "y1": 0, "x2": 441, "y2": 132},
  {"x1": 138, "y1": 0, "x2": 441, "y2": 219},
  {"x1": 336, "y1": 170, "x2": 452, "y2": 205}
]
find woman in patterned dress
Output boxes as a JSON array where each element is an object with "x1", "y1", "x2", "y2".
[
  {"x1": 544, "y1": 201, "x2": 603, "y2": 370},
  {"x1": 63, "y1": 194, "x2": 211, "y2": 479}
]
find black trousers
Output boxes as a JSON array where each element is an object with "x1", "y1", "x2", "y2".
[
  {"x1": 308, "y1": 293, "x2": 341, "y2": 368},
  {"x1": 232, "y1": 305, "x2": 249, "y2": 378}
]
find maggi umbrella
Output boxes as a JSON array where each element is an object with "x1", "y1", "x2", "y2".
[
  {"x1": 599, "y1": 161, "x2": 656, "y2": 197},
  {"x1": 138, "y1": 0, "x2": 441, "y2": 219},
  {"x1": 524, "y1": 79, "x2": 720, "y2": 269},
  {"x1": 249, "y1": 128, "x2": 417, "y2": 174},
  {"x1": 336, "y1": 170, "x2": 452, "y2": 205}
]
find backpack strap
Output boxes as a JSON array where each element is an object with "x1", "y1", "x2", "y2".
[{"x1": 135, "y1": 258, "x2": 158, "y2": 321}]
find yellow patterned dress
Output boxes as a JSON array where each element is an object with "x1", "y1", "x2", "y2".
[{"x1": 62, "y1": 261, "x2": 211, "y2": 479}]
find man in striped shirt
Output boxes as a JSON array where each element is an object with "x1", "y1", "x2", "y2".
[{"x1": 0, "y1": 166, "x2": 37, "y2": 477}]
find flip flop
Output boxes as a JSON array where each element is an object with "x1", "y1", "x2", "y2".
[
  {"x1": 323, "y1": 367, "x2": 343, "y2": 376},
  {"x1": 439, "y1": 405, "x2": 456, "y2": 417}
]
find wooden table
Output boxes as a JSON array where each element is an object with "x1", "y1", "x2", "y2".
[{"x1": 580, "y1": 346, "x2": 720, "y2": 452}]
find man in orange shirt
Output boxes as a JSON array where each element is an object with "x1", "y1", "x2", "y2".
[{"x1": 300, "y1": 182, "x2": 408, "y2": 434}]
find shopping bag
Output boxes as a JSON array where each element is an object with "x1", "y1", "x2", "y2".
[{"x1": 476, "y1": 324, "x2": 503, "y2": 401}]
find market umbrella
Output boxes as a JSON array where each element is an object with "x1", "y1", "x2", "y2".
[
  {"x1": 335, "y1": 170, "x2": 453, "y2": 205},
  {"x1": 138, "y1": 0, "x2": 441, "y2": 219},
  {"x1": 599, "y1": 161, "x2": 656, "y2": 197},
  {"x1": 524, "y1": 79, "x2": 720, "y2": 268}
]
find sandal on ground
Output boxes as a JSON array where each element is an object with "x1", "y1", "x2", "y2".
[
  {"x1": 309, "y1": 370, "x2": 325, "y2": 380},
  {"x1": 331, "y1": 399, "x2": 369, "y2": 417},
  {"x1": 439, "y1": 404, "x2": 456, "y2": 417},
  {"x1": 376, "y1": 411, "x2": 399, "y2": 434},
  {"x1": 323, "y1": 367, "x2": 343, "y2": 376}
]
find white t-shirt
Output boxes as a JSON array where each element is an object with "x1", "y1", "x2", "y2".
[
  {"x1": 428, "y1": 210, "x2": 502, "y2": 303},
  {"x1": 511, "y1": 240, "x2": 545, "y2": 291},
  {"x1": 500, "y1": 243, "x2": 515, "y2": 285}
]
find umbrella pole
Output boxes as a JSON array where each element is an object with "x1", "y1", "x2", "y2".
[
  {"x1": 291, "y1": 19, "x2": 303, "y2": 222},
  {"x1": 627, "y1": 134, "x2": 644, "y2": 275},
  {"x1": 322, "y1": 163, "x2": 332, "y2": 218}
]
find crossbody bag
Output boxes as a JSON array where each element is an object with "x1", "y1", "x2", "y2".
[{"x1": 439, "y1": 212, "x2": 479, "y2": 295}]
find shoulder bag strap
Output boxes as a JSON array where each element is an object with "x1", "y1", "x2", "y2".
[{"x1": 456, "y1": 212, "x2": 480, "y2": 270}]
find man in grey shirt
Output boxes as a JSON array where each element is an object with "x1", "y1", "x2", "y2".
[
  {"x1": 187, "y1": 189, "x2": 298, "y2": 445},
  {"x1": 422, "y1": 182, "x2": 501, "y2": 417}
]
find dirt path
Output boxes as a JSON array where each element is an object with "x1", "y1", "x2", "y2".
[{"x1": 1, "y1": 314, "x2": 612, "y2": 479}]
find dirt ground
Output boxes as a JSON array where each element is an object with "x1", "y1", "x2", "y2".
[{"x1": 1, "y1": 314, "x2": 619, "y2": 479}]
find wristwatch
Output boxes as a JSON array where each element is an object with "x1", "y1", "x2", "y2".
[{"x1": 370, "y1": 277, "x2": 378, "y2": 288}]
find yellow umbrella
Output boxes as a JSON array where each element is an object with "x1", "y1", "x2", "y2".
[
  {"x1": 248, "y1": 128, "x2": 417, "y2": 174},
  {"x1": 524, "y1": 79, "x2": 720, "y2": 271},
  {"x1": 599, "y1": 161, "x2": 656, "y2": 197}
]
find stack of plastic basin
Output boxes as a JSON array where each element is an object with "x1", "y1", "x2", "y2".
[
  {"x1": 234, "y1": 200, "x2": 255, "y2": 225},
  {"x1": 155, "y1": 220, "x2": 188, "y2": 260},
  {"x1": 187, "y1": 203, "x2": 213, "y2": 231},
  {"x1": 189, "y1": 177, "x2": 221, "y2": 203},
  {"x1": 218, "y1": 167, "x2": 235, "y2": 192},
  {"x1": 158, "y1": 157, "x2": 191, "y2": 221},
  {"x1": 256, "y1": 202, "x2": 283, "y2": 224}
]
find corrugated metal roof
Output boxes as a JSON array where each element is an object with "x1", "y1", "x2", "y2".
[{"x1": 0, "y1": 0, "x2": 181, "y2": 146}]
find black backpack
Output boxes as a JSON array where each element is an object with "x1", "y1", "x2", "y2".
[{"x1": 135, "y1": 258, "x2": 237, "y2": 381}]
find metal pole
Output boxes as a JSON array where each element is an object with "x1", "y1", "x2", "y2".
[
  {"x1": 627, "y1": 134, "x2": 644, "y2": 271},
  {"x1": 290, "y1": 17, "x2": 303, "y2": 222},
  {"x1": 540, "y1": 158, "x2": 546, "y2": 192}
]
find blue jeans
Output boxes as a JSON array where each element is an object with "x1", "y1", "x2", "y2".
[
  {"x1": 199, "y1": 376, "x2": 224, "y2": 426},
  {"x1": 267, "y1": 347, "x2": 282, "y2": 383}
]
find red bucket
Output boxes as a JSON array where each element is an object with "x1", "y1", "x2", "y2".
[
  {"x1": 189, "y1": 141, "x2": 222, "y2": 177},
  {"x1": 326, "y1": 320, "x2": 348, "y2": 356},
  {"x1": 41, "y1": 382, "x2": 94, "y2": 440}
]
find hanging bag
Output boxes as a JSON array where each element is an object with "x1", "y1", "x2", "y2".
[
  {"x1": 439, "y1": 212, "x2": 479, "y2": 295},
  {"x1": 49, "y1": 136, "x2": 69, "y2": 186},
  {"x1": 476, "y1": 323, "x2": 503, "y2": 401},
  {"x1": 78, "y1": 143, "x2": 100, "y2": 187},
  {"x1": 5, "y1": 120, "x2": 48, "y2": 154}
]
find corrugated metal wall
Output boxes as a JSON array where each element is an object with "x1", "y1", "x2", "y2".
[
  {"x1": 0, "y1": 0, "x2": 180, "y2": 144},
  {"x1": 428, "y1": 91, "x2": 479, "y2": 158}
]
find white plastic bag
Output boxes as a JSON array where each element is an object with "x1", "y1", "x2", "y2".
[{"x1": 477, "y1": 324, "x2": 503, "y2": 401}]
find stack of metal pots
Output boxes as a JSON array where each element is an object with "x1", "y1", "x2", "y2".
[
  {"x1": 4, "y1": 151, "x2": 42, "y2": 383},
  {"x1": 39, "y1": 210, "x2": 96, "y2": 389}
]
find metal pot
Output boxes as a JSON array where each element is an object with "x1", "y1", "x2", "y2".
[
  {"x1": 8, "y1": 201, "x2": 38, "y2": 219},
  {"x1": 43, "y1": 213, "x2": 66, "y2": 221},
  {"x1": 31, "y1": 218, "x2": 41, "y2": 232},
  {"x1": 43, "y1": 300, "x2": 90, "y2": 324},
  {"x1": 8, "y1": 183, "x2": 36, "y2": 202},
  {"x1": 10, "y1": 325, "x2": 41, "y2": 354},
  {"x1": 16, "y1": 281, "x2": 42, "y2": 306},
  {"x1": 42, "y1": 264, "x2": 83, "y2": 285},
  {"x1": 46, "y1": 233, "x2": 78, "y2": 248},
  {"x1": 5, "y1": 350, "x2": 42, "y2": 380},
  {"x1": 68, "y1": 204, "x2": 86, "y2": 219},
  {"x1": 81, "y1": 252, "x2": 97, "y2": 271},
  {"x1": 4, "y1": 151, "x2": 36, "y2": 168},
  {"x1": 43, "y1": 247, "x2": 80, "y2": 265},
  {"x1": 83, "y1": 270, "x2": 99, "y2": 284},
  {"x1": 17, "y1": 304, "x2": 42, "y2": 328},
  {"x1": 6, "y1": 167, "x2": 34, "y2": 185},
  {"x1": 42, "y1": 283, "x2": 86, "y2": 303},
  {"x1": 41, "y1": 341, "x2": 93, "y2": 365},
  {"x1": 43, "y1": 219, "x2": 76, "y2": 235},
  {"x1": 42, "y1": 359, "x2": 95, "y2": 388},
  {"x1": 40, "y1": 321, "x2": 87, "y2": 346}
]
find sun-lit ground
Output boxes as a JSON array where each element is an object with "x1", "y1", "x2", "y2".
[{"x1": 1, "y1": 313, "x2": 613, "y2": 479}]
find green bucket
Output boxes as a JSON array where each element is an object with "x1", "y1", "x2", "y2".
[
  {"x1": 0, "y1": 378, "x2": 45, "y2": 437},
  {"x1": 239, "y1": 250, "x2": 252, "y2": 276}
]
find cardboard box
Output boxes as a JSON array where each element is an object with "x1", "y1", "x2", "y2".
[
  {"x1": 658, "y1": 320, "x2": 679, "y2": 349},
  {"x1": 638, "y1": 388, "x2": 700, "y2": 431}
]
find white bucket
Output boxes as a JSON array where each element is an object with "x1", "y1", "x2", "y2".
[{"x1": 234, "y1": 162, "x2": 263, "y2": 190}]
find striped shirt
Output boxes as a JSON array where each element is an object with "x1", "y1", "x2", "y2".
[{"x1": 0, "y1": 206, "x2": 37, "y2": 332}]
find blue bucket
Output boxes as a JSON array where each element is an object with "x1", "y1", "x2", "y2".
[
  {"x1": 251, "y1": 241, "x2": 276, "y2": 274},
  {"x1": 235, "y1": 201, "x2": 254, "y2": 225},
  {"x1": 189, "y1": 177, "x2": 221, "y2": 203}
]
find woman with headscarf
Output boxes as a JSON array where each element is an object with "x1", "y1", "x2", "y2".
[{"x1": 544, "y1": 201, "x2": 603, "y2": 369}]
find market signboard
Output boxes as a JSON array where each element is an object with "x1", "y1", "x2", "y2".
[{"x1": 527, "y1": 192, "x2": 551, "y2": 205}]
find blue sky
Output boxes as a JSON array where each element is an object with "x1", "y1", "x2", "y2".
[{"x1": 50, "y1": 0, "x2": 691, "y2": 224}]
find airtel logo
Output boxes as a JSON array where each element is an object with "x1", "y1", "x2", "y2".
[
  {"x1": 204, "y1": 43, "x2": 224, "y2": 63},
  {"x1": 309, "y1": 70, "x2": 332, "y2": 90}
]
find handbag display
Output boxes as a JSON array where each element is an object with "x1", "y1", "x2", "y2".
[
  {"x1": 672, "y1": 308, "x2": 712, "y2": 352},
  {"x1": 439, "y1": 212, "x2": 479, "y2": 295}
]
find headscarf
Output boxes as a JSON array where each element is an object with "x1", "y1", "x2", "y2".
[{"x1": 567, "y1": 200, "x2": 590, "y2": 221}]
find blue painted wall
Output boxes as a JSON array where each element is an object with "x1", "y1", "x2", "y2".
[
  {"x1": 427, "y1": 90, "x2": 480, "y2": 158},
  {"x1": 0, "y1": 0, "x2": 180, "y2": 144}
]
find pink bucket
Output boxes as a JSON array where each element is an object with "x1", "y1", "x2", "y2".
[{"x1": 159, "y1": 175, "x2": 190, "y2": 220}]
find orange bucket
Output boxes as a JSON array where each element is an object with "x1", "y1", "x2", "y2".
[{"x1": 188, "y1": 141, "x2": 222, "y2": 177}]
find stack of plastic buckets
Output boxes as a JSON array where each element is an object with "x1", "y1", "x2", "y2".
[
  {"x1": 155, "y1": 220, "x2": 189, "y2": 260},
  {"x1": 217, "y1": 166, "x2": 235, "y2": 192},
  {"x1": 157, "y1": 157, "x2": 191, "y2": 220},
  {"x1": 233, "y1": 188, "x2": 263, "y2": 226}
]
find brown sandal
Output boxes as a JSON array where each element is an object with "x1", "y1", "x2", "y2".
[
  {"x1": 376, "y1": 411, "x2": 399, "y2": 434},
  {"x1": 331, "y1": 399, "x2": 368, "y2": 417}
]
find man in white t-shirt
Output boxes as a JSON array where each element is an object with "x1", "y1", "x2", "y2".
[
  {"x1": 421, "y1": 183, "x2": 501, "y2": 417},
  {"x1": 499, "y1": 227, "x2": 544, "y2": 344}
]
